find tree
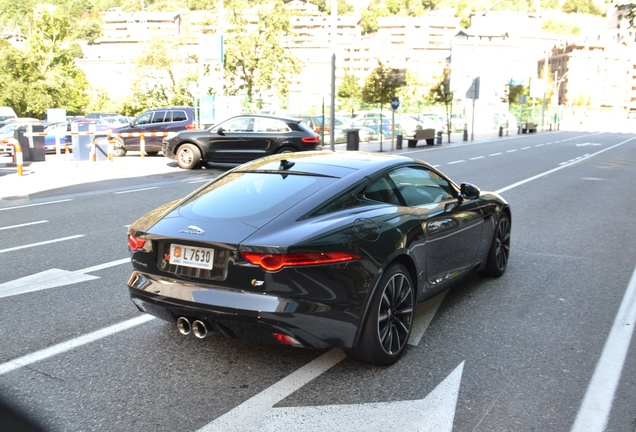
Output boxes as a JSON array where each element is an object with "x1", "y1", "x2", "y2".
[
  {"x1": 337, "y1": 73, "x2": 362, "y2": 117},
  {"x1": 223, "y1": 0, "x2": 302, "y2": 110},
  {"x1": 0, "y1": 7, "x2": 89, "y2": 117},
  {"x1": 428, "y1": 63, "x2": 453, "y2": 143},
  {"x1": 617, "y1": 2, "x2": 636, "y2": 28},
  {"x1": 361, "y1": 60, "x2": 404, "y2": 110},
  {"x1": 125, "y1": 37, "x2": 197, "y2": 114}
]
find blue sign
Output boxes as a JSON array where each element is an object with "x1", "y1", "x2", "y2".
[{"x1": 391, "y1": 97, "x2": 399, "y2": 110}]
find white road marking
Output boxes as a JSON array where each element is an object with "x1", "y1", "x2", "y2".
[
  {"x1": 199, "y1": 349, "x2": 347, "y2": 431},
  {"x1": 114, "y1": 187, "x2": 158, "y2": 194},
  {"x1": 250, "y1": 362, "x2": 465, "y2": 432},
  {"x1": 0, "y1": 258, "x2": 130, "y2": 299},
  {"x1": 448, "y1": 160, "x2": 465, "y2": 165},
  {"x1": 0, "y1": 235, "x2": 84, "y2": 254},
  {"x1": 0, "y1": 269, "x2": 98, "y2": 299},
  {"x1": 495, "y1": 138, "x2": 634, "y2": 195},
  {"x1": 470, "y1": 156, "x2": 485, "y2": 160},
  {"x1": 489, "y1": 152, "x2": 502, "y2": 156},
  {"x1": 0, "y1": 220, "x2": 48, "y2": 231},
  {"x1": 409, "y1": 291, "x2": 448, "y2": 346},
  {"x1": 571, "y1": 265, "x2": 636, "y2": 432},
  {"x1": 0, "y1": 315, "x2": 155, "y2": 376},
  {"x1": 0, "y1": 199, "x2": 73, "y2": 211}
]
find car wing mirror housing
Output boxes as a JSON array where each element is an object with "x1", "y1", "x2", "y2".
[
  {"x1": 460, "y1": 183, "x2": 481, "y2": 200},
  {"x1": 216, "y1": 127, "x2": 225, "y2": 135}
]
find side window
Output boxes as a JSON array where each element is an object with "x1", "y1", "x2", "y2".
[
  {"x1": 171, "y1": 110, "x2": 187, "y2": 122},
  {"x1": 363, "y1": 176, "x2": 400, "y2": 205},
  {"x1": 388, "y1": 166, "x2": 455, "y2": 207},
  {"x1": 218, "y1": 117, "x2": 252, "y2": 132},
  {"x1": 253, "y1": 118, "x2": 289, "y2": 132},
  {"x1": 151, "y1": 111, "x2": 167, "y2": 124},
  {"x1": 136, "y1": 112, "x2": 152, "y2": 125}
]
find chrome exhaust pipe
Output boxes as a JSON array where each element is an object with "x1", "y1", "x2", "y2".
[
  {"x1": 177, "y1": 317, "x2": 191, "y2": 335},
  {"x1": 192, "y1": 320, "x2": 208, "y2": 339}
]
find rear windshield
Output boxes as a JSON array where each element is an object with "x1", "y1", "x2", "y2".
[{"x1": 178, "y1": 172, "x2": 336, "y2": 223}]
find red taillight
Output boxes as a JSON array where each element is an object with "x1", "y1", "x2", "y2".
[
  {"x1": 271, "y1": 333, "x2": 302, "y2": 347},
  {"x1": 127, "y1": 234, "x2": 146, "y2": 251},
  {"x1": 241, "y1": 251, "x2": 359, "y2": 271},
  {"x1": 185, "y1": 123, "x2": 197, "y2": 129},
  {"x1": 301, "y1": 136, "x2": 320, "y2": 144}
]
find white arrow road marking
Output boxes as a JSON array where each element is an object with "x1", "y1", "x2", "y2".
[
  {"x1": 0, "y1": 268, "x2": 98, "y2": 299},
  {"x1": 255, "y1": 362, "x2": 464, "y2": 432},
  {"x1": 0, "y1": 258, "x2": 130, "y2": 299},
  {"x1": 201, "y1": 349, "x2": 347, "y2": 431},
  {"x1": 201, "y1": 355, "x2": 464, "y2": 432}
]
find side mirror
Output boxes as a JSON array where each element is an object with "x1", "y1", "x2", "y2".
[
  {"x1": 460, "y1": 183, "x2": 480, "y2": 200},
  {"x1": 216, "y1": 127, "x2": 225, "y2": 135}
]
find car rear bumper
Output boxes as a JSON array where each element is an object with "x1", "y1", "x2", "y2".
[{"x1": 127, "y1": 270, "x2": 361, "y2": 349}]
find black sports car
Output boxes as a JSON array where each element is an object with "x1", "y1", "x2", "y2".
[
  {"x1": 127, "y1": 151, "x2": 511, "y2": 365},
  {"x1": 162, "y1": 114, "x2": 322, "y2": 169}
]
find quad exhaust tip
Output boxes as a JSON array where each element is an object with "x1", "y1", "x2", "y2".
[{"x1": 176, "y1": 317, "x2": 191, "y2": 335}]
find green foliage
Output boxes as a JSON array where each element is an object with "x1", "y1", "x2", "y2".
[
  {"x1": 617, "y1": 3, "x2": 636, "y2": 28},
  {"x1": 309, "y1": 0, "x2": 354, "y2": 15},
  {"x1": 561, "y1": 0, "x2": 602, "y2": 15},
  {"x1": 125, "y1": 37, "x2": 196, "y2": 113},
  {"x1": 0, "y1": 7, "x2": 89, "y2": 117},
  {"x1": 361, "y1": 60, "x2": 404, "y2": 109},
  {"x1": 428, "y1": 63, "x2": 453, "y2": 141},
  {"x1": 223, "y1": 0, "x2": 302, "y2": 109},
  {"x1": 74, "y1": 18, "x2": 104, "y2": 43},
  {"x1": 541, "y1": 18, "x2": 580, "y2": 35},
  {"x1": 501, "y1": 80, "x2": 528, "y2": 107}
]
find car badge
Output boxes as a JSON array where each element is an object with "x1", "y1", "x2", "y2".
[{"x1": 179, "y1": 225, "x2": 205, "y2": 235}]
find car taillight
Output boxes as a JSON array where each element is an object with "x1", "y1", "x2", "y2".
[
  {"x1": 241, "y1": 251, "x2": 360, "y2": 271},
  {"x1": 185, "y1": 123, "x2": 197, "y2": 129},
  {"x1": 301, "y1": 136, "x2": 320, "y2": 143},
  {"x1": 127, "y1": 234, "x2": 146, "y2": 251}
]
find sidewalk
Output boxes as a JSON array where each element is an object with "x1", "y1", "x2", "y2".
[{"x1": 0, "y1": 129, "x2": 510, "y2": 205}]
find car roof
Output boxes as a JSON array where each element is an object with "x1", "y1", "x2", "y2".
[{"x1": 235, "y1": 150, "x2": 414, "y2": 177}]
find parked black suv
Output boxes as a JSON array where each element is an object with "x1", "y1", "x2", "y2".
[{"x1": 110, "y1": 106, "x2": 196, "y2": 156}]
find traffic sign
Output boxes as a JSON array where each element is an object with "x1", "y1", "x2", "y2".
[{"x1": 391, "y1": 97, "x2": 399, "y2": 110}]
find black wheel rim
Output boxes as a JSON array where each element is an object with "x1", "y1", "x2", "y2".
[
  {"x1": 495, "y1": 217, "x2": 511, "y2": 271},
  {"x1": 377, "y1": 272, "x2": 414, "y2": 356}
]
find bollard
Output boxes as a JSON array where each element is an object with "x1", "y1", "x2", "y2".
[
  {"x1": 499, "y1": 126, "x2": 503, "y2": 137},
  {"x1": 108, "y1": 139, "x2": 114, "y2": 161},
  {"x1": 140, "y1": 133, "x2": 145, "y2": 158},
  {"x1": 396, "y1": 134, "x2": 403, "y2": 150},
  {"x1": 6, "y1": 139, "x2": 24, "y2": 176},
  {"x1": 463, "y1": 129, "x2": 468, "y2": 142},
  {"x1": 436, "y1": 131, "x2": 442, "y2": 145},
  {"x1": 90, "y1": 141, "x2": 96, "y2": 162}
]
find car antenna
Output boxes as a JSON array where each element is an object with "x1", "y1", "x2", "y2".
[{"x1": 279, "y1": 159, "x2": 295, "y2": 170}]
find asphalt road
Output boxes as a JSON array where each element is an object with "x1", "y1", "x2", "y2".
[{"x1": 1, "y1": 130, "x2": 635, "y2": 432}]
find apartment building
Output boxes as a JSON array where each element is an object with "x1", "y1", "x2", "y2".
[{"x1": 72, "y1": 5, "x2": 635, "y2": 115}]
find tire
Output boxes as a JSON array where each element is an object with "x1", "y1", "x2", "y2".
[
  {"x1": 176, "y1": 143, "x2": 201, "y2": 170},
  {"x1": 482, "y1": 213, "x2": 511, "y2": 277},
  {"x1": 145, "y1": 151, "x2": 159, "y2": 156},
  {"x1": 276, "y1": 146, "x2": 296, "y2": 154},
  {"x1": 112, "y1": 137, "x2": 127, "y2": 157},
  {"x1": 346, "y1": 264, "x2": 414, "y2": 366}
]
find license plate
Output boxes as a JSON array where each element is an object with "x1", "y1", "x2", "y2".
[{"x1": 169, "y1": 244, "x2": 214, "y2": 270}]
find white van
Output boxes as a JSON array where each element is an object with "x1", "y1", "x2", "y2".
[{"x1": 0, "y1": 107, "x2": 18, "y2": 126}]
